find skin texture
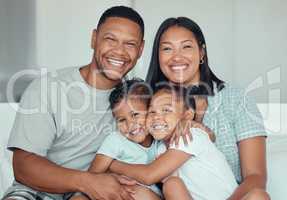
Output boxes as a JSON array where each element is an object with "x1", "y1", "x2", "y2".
[{"x1": 12, "y1": 16, "x2": 144, "y2": 200}]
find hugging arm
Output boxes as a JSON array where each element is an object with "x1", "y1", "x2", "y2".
[{"x1": 109, "y1": 149, "x2": 190, "y2": 185}]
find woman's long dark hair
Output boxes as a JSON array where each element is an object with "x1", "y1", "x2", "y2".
[{"x1": 146, "y1": 17, "x2": 225, "y2": 95}]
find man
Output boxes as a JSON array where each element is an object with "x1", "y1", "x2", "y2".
[{"x1": 2, "y1": 6, "x2": 145, "y2": 200}]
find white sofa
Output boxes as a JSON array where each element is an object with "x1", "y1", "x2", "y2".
[{"x1": 1, "y1": 103, "x2": 287, "y2": 199}]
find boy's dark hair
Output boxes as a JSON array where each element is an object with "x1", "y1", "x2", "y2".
[
  {"x1": 109, "y1": 78, "x2": 151, "y2": 110},
  {"x1": 97, "y1": 6, "x2": 145, "y2": 39},
  {"x1": 154, "y1": 84, "x2": 196, "y2": 112}
]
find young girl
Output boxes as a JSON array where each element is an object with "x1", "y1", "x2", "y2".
[{"x1": 109, "y1": 85, "x2": 238, "y2": 200}]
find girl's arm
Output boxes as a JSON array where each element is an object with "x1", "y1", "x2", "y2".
[
  {"x1": 228, "y1": 136, "x2": 267, "y2": 200},
  {"x1": 88, "y1": 154, "x2": 113, "y2": 173},
  {"x1": 109, "y1": 149, "x2": 191, "y2": 185}
]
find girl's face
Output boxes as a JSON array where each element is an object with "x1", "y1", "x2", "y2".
[
  {"x1": 146, "y1": 89, "x2": 185, "y2": 142},
  {"x1": 159, "y1": 26, "x2": 204, "y2": 86}
]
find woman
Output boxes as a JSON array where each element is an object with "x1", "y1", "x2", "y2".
[{"x1": 145, "y1": 17, "x2": 269, "y2": 200}]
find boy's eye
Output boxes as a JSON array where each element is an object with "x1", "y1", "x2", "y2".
[
  {"x1": 116, "y1": 118, "x2": 125, "y2": 123},
  {"x1": 132, "y1": 112, "x2": 140, "y2": 118}
]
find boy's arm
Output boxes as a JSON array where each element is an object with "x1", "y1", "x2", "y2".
[{"x1": 109, "y1": 149, "x2": 190, "y2": 185}]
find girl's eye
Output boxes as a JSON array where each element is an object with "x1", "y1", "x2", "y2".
[
  {"x1": 148, "y1": 110, "x2": 155, "y2": 115},
  {"x1": 162, "y1": 107, "x2": 172, "y2": 113}
]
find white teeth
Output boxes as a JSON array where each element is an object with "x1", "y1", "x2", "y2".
[
  {"x1": 107, "y1": 58, "x2": 125, "y2": 67},
  {"x1": 151, "y1": 124, "x2": 168, "y2": 130},
  {"x1": 171, "y1": 64, "x2": 187, "y2": 71},
  {"x1": 129, "y1": 128, "x2": 143, "y2": 136}
]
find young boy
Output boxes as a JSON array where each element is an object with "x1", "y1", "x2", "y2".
[{"x1": 109, "y1": 85, "x2": 238, "y2": 200}]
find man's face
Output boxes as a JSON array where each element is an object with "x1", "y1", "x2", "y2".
[{"x1": 92, "y1": 17, "x2": 144, "y2": 81}]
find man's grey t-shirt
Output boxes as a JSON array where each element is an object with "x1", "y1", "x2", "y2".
[{"x1": 8, "y1": 67, "x2": 114, "y2": 171}]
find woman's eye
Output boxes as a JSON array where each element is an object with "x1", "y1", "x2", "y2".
[
  {"x1": 162, "y1": 47, "x2": 172, "y2": 51},
  {"x1": 183, "y1": 45, "x2": 192, "y2": 49}
]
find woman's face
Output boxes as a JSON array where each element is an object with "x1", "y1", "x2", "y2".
[{"x1": 159, "y1": 26, "x2": 203, "y2": 86}]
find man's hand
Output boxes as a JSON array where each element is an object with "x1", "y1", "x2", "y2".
[{"x1": 79, "y1": 173, "x2": 135, "y2": 200}]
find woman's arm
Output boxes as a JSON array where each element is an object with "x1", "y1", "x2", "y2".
[
  {"x1": 110, "y1": 149, "x2": 191, "y2": 185},
  {"x1": 228, "y1": 136, "x2": 267, "y2": 200}
]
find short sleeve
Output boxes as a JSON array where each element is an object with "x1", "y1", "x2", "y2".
[
  {"x1": 233, "y1": 92, "x2": 267, "y2": 141},
  {"x1": 169, "y1": 128, "x2": 210, "y2": 156},
  {"x1": 96, "y1": 133, "x2": 122, "y2": 159},
  {"x1": 7, "y1": 77, "x2": 57, "y2": 156}
]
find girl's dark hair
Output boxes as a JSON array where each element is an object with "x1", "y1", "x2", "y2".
[
  {"x1": 146, "y1": 17, "x2": 225, "y2": 95},
  {"x1": 154, "y1": 84, "x2": 196, "y2": 112},
  {"x1": 109, "y1": 78, "x2": 151, "y2": 110}
]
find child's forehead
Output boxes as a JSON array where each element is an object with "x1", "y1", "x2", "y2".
[
  {"x1": 114, "y1": 96, "x2": 148, "y2": 110},
  {"x1": 151, "y1": 90, "x2": 183, "y2": 105}
]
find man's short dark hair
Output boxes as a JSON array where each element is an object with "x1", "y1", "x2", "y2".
[
  {"x1": 109, "y1": 78, "x2": 151, "y2": 110},
  {"x1": 97, "y1": 6, "x2": 144, "y2": 39}
]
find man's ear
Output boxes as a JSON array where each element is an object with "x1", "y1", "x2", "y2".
[
  {"x1": 183, "y1": 108, "x2": 195, "y2": 120},
  {"x1": 137, "y1": 40, "x2": 145, "y2": 58},
  {"x1": 91, "y1": 29, "x2": 97, "y2": 49}
]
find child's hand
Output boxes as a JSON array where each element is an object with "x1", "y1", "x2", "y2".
[
  {"x1": 169, "y1": 118, "x2": 193, "y2": 147},
  {"x1": 69, "y1": 193, "x2": 90, "y2": 200}
]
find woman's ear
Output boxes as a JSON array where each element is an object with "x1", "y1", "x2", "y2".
[
  {"x1": 183, "y1": 108, "x2": 195, "y2": 121},
  {"x1": 91, "y1": 29, "x2": 97, "y2": 49}
]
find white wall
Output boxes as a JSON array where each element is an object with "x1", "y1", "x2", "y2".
[{"x1": 1, "y1": 0, "x2": 286, "y2": 103}]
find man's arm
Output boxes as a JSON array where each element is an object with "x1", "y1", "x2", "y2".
[
  {"x1": 13, "y1": 149, "x2": 134, "y2": 200},
  {"x1": 109, "y1": 149, "x2": 190, "y2": 185},
  {"x1": 13, "y1": 149, "x2": 85, "y2": 193}
]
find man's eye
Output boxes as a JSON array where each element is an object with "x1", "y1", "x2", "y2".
[
  {"x1": 105, "y1": 37, "x2": 115, "y2": 41},
  {"x1": 126, "y1": 42, "x2": 136, "y2": 47}
]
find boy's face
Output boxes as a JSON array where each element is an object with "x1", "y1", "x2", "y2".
[
  {"x1": 146, "y1": 89, "x2": 186, "y2": 141},
  {"x1": 113, "y1": 97, "x2": 149, "y2": 144}
]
